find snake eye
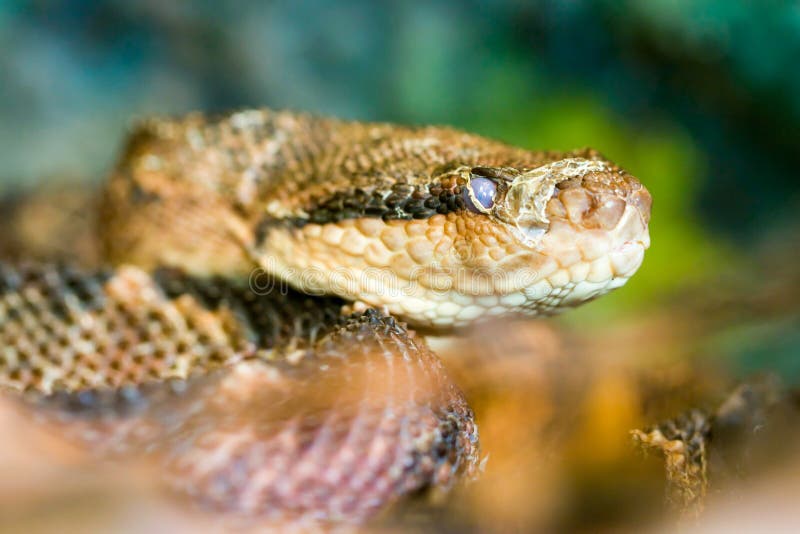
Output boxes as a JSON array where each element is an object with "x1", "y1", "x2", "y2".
[{"x1": 463, "y1": 176, "x2": 497, "y2": 213}]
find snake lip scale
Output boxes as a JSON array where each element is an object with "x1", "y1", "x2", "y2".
[{"x1": 0, "y1": 108, "x2": 651, "y2": 527}]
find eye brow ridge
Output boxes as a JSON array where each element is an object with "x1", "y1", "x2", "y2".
[{"x1": 470, "y1": 166, "x2": 517, "y2": 182}]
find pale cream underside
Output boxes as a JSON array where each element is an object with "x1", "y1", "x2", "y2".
[{"x1": 254, "y1": 205, "x2": 647, "y2": 329}]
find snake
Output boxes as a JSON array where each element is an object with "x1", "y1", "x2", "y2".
[{"x1": 0, "y1": 109, "x2": 651, "y2": 527}]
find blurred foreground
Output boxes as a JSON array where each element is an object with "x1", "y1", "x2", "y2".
[{"x1": 0, "y1": 187, "x2": 798, "y2": 532}]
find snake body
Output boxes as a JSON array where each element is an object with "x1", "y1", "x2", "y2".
[{"x1": 0, "y1": 109, "x2": 650, "y2": 526}]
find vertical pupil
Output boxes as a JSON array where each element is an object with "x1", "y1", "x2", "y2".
[{"x1": 464, "y1": 176, "x2": 497, "y2": 212}]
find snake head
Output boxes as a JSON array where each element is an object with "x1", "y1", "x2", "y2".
[
  {"x1": 99, "y1": 112, "x2": 652, "y2": 331},
  {"x1": 445, "y1": 153, "x2": 651, "y2": 323},
  {"x1": 261, "y1": 151, "x2": 651, "y2": 329}
]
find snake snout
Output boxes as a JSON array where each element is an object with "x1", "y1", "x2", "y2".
[
  {"x1": 537, "y1": 166, "x2": 651, "y2": 293},
  {"x1": 548, "y1": 169, "x2": 651, "y2": 244}
]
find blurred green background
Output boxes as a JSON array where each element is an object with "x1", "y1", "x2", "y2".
[{"x1": 1, "y1": 1, "x2": 798, "y2": 367}]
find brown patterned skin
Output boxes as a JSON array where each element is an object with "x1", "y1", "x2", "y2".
[
  {"x1": 0, "y1": 108, "x2": 650, "y2": 526},
  {"x1": 102, "y1": 109, "x2": 651, "y2": 329},
  {"x1": 0, "y1": 264, "x2": 478, "y2": 526},
  {"x1": 102, "y1": 109, "x2": 575, "y2": 275}
]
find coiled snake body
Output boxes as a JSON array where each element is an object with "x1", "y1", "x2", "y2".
[{"x1": 0, "y1": 109, "x2": 651, "y2": 526}]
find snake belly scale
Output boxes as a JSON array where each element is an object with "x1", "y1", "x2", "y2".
[{"x1": 0, "y1": 108, "x2": 651, "y2": 526}]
